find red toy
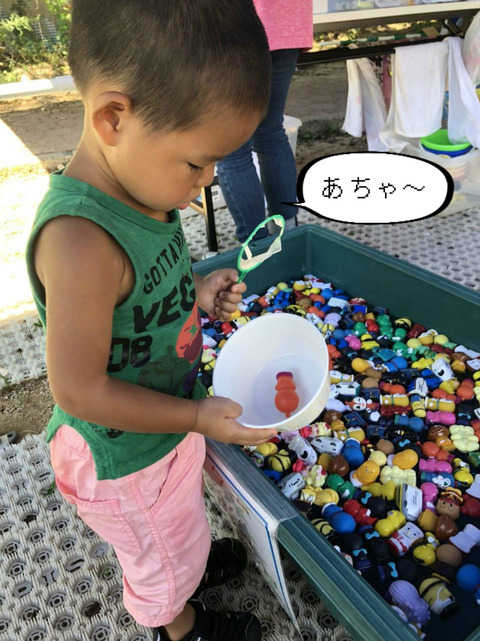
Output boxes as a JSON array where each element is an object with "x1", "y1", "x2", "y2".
[
  {"x1": 461, "y1": 495, "x2": 480, "y2": 518},
  {"x1": 343, "y1": 499, "x2": 377, "y2": 526},
  {"x1": 275, "y1": 372, "x2": 299, "y2": 418}
]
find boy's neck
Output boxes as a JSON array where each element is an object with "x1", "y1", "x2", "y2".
[{"x1": 64, "y1": 138, "x2": 170, "y2": 223}]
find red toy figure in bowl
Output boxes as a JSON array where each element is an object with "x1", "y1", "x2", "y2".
[{"x1": 275, "y1": 371, "x2": 299, "y2": 418}]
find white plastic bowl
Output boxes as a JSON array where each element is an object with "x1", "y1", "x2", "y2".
[{"x1": 212, "y1": 313, "x2": 330, "y2": 432}]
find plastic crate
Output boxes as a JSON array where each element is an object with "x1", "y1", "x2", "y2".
[{"x1": 193, "y1": 224, "x2": 480, "y2": 641}]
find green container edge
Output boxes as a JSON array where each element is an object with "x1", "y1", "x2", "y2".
[
  {"x1": 193, "y1": 224, "x2": 480, "y2": 641},
  {"x1": 420, "y1": 129, "x2": 472, "y2": 152}
]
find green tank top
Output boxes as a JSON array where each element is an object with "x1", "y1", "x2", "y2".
[{"x1": 26, "y1": 172, "x2": 206, "y2": 480}]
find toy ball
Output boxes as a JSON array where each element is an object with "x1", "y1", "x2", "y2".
[{"x1": 213, "y1": 314, "x2": 329, "y2": 432}]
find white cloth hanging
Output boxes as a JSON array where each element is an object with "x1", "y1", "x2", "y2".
[
  {"x1": 342, "y1": 57, "x2": 388, "y2": 151},
  {"x1": 343, "y1": 37, "x2": 480, "y2": 153},
  {"x1": 379, "y1": 37, "x2": 480, "y2": 151},
  {"x1": 447, "y1": 36, "x2": 480, "y2": 148},
  {"x1": 379, "y1": 41, "x2": 449, "y2": 152}
]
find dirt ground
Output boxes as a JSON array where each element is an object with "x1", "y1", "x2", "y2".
[{"x1": 0, "y1": 63, "x2": 367, "y2": 438}]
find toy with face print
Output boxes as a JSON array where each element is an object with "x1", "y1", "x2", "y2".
[
  {"x1": 435, "y1": 488, "x2": 463, "y2": 520},
  {"x1": 388, "y1": 522, "x2": 424, "y2": 556}
]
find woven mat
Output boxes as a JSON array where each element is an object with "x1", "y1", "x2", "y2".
[{"x1": 0, "y1": 432, "x2": 351, "y2": 641}]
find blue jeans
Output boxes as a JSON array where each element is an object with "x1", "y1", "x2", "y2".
[{"x1": 216, "y1": 49, "x2": 300, "y2": 242}]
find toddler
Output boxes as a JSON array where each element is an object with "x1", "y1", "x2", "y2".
[{"x1": 26, "y1": 1, "x2": 277, "y2": 639}]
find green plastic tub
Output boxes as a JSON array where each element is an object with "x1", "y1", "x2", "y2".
[
  {"x1": 193, "y1": 224, "x2": 480, "y2": 641},
  {"x1": 420, "y1": 129, "x2": 473, "y2": 158}
]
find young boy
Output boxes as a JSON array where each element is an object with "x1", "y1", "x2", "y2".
[{"x1": 26, "y1": 1, "x2": 278, "y2": 640}]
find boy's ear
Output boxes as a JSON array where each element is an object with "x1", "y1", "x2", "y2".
[{"x1": 91, "y1": 91, "x2": 132, "y2": 146}]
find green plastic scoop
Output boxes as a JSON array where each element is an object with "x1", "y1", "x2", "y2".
[{"x1": 236, "y1": 215, "x2": 285, "y2": 283}]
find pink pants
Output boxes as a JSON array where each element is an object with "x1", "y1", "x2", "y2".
[{"x1": 50, "y1": 425, "x2": 211, "y2": 628}]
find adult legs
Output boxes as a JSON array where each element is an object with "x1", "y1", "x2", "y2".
[
  {"x1": 216, "y1": 48, "x2": 300, "y2": 242},
  {"x1": 253, "y1": 48, "x2": 300, "y2": 223},
  {"x1": 216, "y1": 137, "x2": 267, "y2": 242}
]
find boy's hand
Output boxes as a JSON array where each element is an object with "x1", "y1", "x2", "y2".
[
  {"x1": 195, "y1": 269, "x2": 246, "y2": 320},
  {"x1": 194, "y1": 397, "x2": 277, "y2": 446}
]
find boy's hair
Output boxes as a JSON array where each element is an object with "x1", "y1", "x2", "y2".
[{"x1": 69, "y1": 0, "x2": 272, "y2": 130}]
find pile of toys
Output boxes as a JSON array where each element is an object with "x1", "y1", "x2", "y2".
[{"x1": 199, "y1": 274, "x2": 480, "y2": 638}]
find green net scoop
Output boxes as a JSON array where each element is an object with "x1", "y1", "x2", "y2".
[{"x1": 237, "y1": 215, "x2": 285, "y2": 283}]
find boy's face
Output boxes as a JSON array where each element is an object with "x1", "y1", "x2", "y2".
[{"x1": 110, "y1": 108, "x2": 262, "y2": 216}]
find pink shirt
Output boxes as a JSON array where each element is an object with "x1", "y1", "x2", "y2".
[{"x1": 253, "y1": 0, "x2": 313, "y2": 51}]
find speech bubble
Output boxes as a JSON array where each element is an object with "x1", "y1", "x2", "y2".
[{"x1": 288, "y1": 152, "x2": 454, "y2": 224}]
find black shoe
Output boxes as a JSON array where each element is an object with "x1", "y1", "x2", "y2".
[
  {"x1": 154, "y1": 600, "x2": 262, "y2": 641},
  {"x1": 194, "y1": 538, "x2": 248, "y2": 596}
]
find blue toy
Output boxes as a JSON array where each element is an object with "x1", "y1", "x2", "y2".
[
  {"x1": 342, "y1": 438, "x2": 365, "y2": 469},
  {"x1": 322, "y1": 503, "x2": 356, "y2": 534},
  {"x1": 456, "y1": 564, "x2": 480, "y2": 604}
]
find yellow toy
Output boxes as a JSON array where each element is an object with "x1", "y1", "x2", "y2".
[
  {"x1": 317, "y1": 453, "x2": 332, "y2": 471},
  {"x1": 329, "y1": 370, "x2": 354, "y2": 384},
  {"x1": 449, "y1": 425, "x2": 479, "y2": 453},
  {"x1": 453, "y1": 458, "x2": 474, "y2": 487},
  {"x1": 309, "y1": 421, "x2": 332, "y2": 438},
  {"x1": 351, "y1": 358, "x2": 371, "y2": 374},
  {"x1": 375, "y1": 510, "x2": 406, "y2": 537},
  {"x1": 302, "y1": 464, "x2": 326, "y2": 488},
  {"x1": 330, "y1": 423, "x2": 349, "y2": 441},
  {"x1": 412, "y1": 358, "x2": 434, "y2": 370},
  {"x1": 350, "y1": 461, "x2": 380, "y2": 487},
  {"x1": 419, "y1": 578, "x2": 458, "y2": 617},
  {"x1": 439, "y1": 379, "x2": 460, "y2": 394},
  {"x1": 380, "y1": 394, "x2": 409, "y2": 407},
  {"x1": 300, "y1": 487, "x2": 339, "y2": 507},
  {"x1": 392, "y1": 450, "x2": 419, "y2": 470},
  {"x1": 417, "y1": 510, "x2": 437, "y2": 532},
  {"x1": 292, "y1": 280, "x2": 306, "y2": 291},
  {"x1": 256, "y1": 442, "x2": 278, "y2": 457},
  {"x1": 360, "y1": 333, "x2": 379, "y2": 350},
  {"x1": 418, "y1": 330, "x2": 436, "y2": 345},
  {"x1": 425, "y1": 397, "x2": 455, "y2": 412},
  {"x1": 267, "y1": 449, "x2": 291, "y2": 472},
  {"x1": 380, "y1": 465, "x2": 417, "y2": 487},
  {"x1": 311, "y1": 518, "x2": 334, "y2": 537},
  {"x1": 313, "y1": 488, "x2": 340, "y2": 506},
  {"x1": 363, "y1": 481, "x2": 396, "y2": 502},
  {"x1": 369, "y1": 450, "x2": 387, "y2": 467},
  {"x1": 413, "y1": 533, "x2": 439, "y2": 566},
  {"x1": 410, "y1": 397, "x2": 426, "y2": 418}
]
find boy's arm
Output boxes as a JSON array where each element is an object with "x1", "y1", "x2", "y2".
[{"x1": 35, "y1": 217, "x2": 274, "y2": 446}]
